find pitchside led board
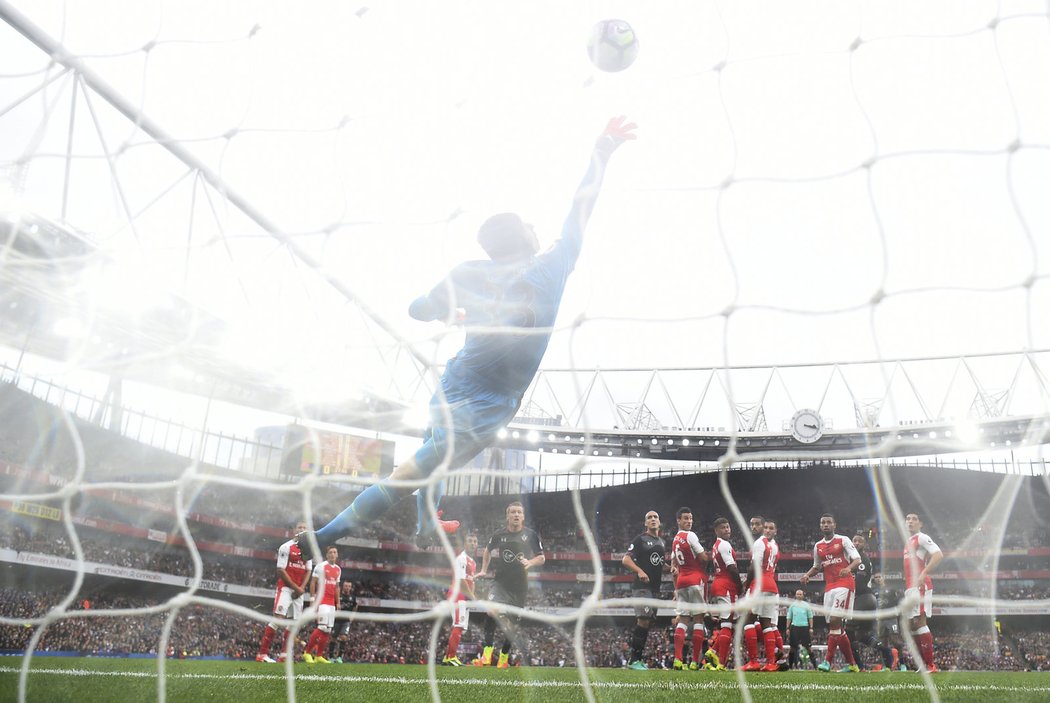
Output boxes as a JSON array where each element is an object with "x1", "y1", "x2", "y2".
[{"x1": 281, "y1": 425, "x2": 394, "y2": 478}]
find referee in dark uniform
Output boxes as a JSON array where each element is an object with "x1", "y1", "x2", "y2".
[
  {"x1": 476, "y1": 501, "x2": 545, "y2": 668},
  {"x1": 622, "y1": 509, "x2": 668, "y2": 670},
  {"x1": 847, "y1": 533, "x2": 878, "y2": 669}
]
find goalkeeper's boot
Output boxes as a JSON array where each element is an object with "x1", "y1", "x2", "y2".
[
  {"x1": 497, "y1": 652, "x2": 510, "y2": 669},
  {"x1": 627, "y1": 660, "x2": 648, "y2": 671},
  {"x1": 302, "y1": 652, "x2": 315, "y2": 664},
  {"x1": 838, "y1": 664, "x2": 860, "y2": 673},
  {"x1": 672, "y1": 658, "x2": 684, "y2": 670},
  {"x1": 817, "y1": 661, "x2": 832, "y2": 672},
  {"x1": 315, "y1": 655, "x2": 330, "y2": 664},
  {"x1": 704, "y1": 648, "x2": 721, "y2": 670},
  {"x1": 255, "y1": 654, "x2": 276, "y2": 663}
]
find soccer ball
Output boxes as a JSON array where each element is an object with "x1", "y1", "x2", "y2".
[{"x1": 587, "y1": 19, "x2": 639, "y2": 73}]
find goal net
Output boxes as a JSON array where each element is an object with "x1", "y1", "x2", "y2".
[{"x1": 1, "y1": 1, "x2": 1049, "y2": 702}]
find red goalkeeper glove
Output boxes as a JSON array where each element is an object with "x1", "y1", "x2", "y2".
[{"x1": 597, "y1": 115, "x2": 638, "y2": 152}]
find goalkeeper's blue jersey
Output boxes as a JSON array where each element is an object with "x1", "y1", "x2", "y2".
[{"x1": 410, "y1": 156, "x2": 607, "y2": 398}]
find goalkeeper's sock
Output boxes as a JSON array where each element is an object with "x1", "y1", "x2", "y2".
[
  {"x1": 415, "y1": 480, "x2": 446, "y2": 535},
  {"x1": 482, "y1": 645, "x2": 494, "y2": 665},
  {"x1": 316, "y1": 482, "x2": 410, "y2": 543}
]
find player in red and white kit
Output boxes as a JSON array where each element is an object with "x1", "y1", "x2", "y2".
[
  {"x1": 904, "y1": 512, "x2": 944, "y2": 673},
  {"x1": 443, "y1": 532, "x2": 478, "y2": 666},
  {"x1": 670, "y1": 507, "x2": 711, "y2": 671},
  {"x1": 801, "y1": 513, "x2": 862, "y2": 673},
  {"x1": 303, "y1": 546, "x2": 342, "y2": 664},
  {"x1": 708, "y1": 516, "x2": 741, "y2": 670},
  {"x1": 743, "y1": 519, "x2": 783, "y2": 672},
  {"x1": 257, "y1": 521, "x2": 313, "y2": 663}
]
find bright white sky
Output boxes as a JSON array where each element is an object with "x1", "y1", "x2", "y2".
[{"x1": 1, "y1": 0, "x2": 1049, "y2": 439}]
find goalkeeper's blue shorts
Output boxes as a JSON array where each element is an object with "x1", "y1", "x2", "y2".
[{"x1": 412, "y1": 362, "x2": 521, "y2": 477}]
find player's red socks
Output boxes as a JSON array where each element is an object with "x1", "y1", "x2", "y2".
[
  {"x1": 826, "y1": 631, "x2": 839, "y2": 664},
  {"x1": 447, "y1": 627, "x2": 463, "y2": 659},
  {"x1": 916, "y1": 627, "x2": 935, "y2": 668},
  {"x1": 305, "y1": 629, "x2": 321, "y2": 655},
  {"x1": 744, "y1": 624, "x2": 759, "y2": 662},
  {"x1": 692, "y1": 625, "x2": 705, "y2": 664},
  {"x1": 775, "y1": 629, "x2": 784, "y2": 657},
  {"x1": 838, "y1": 633, "x2": 856, "y2": 665},
  {"x1": 259, "y1": 625, "x2": 276, "y2": 656},
  {"x1": 674, "y1": 623, "x2": 687, "y2": 661},
  {"x1": 717, "y1": 626, "x2": 732, "y2": 664},
  {"x1": 317, "y1": 631, "x2": 330, "y2": 656},
  {"x1": 763, "y1": 627, "x2": 777, "y2": 663}
]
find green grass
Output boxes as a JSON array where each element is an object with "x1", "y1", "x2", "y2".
[{"x1": 1, "y1": 658, "x2": 1048, "y2": 703}]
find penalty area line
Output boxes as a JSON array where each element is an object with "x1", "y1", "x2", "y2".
[{"x1": 1, "y1": 668, "x2": 1049, "y2": 693}]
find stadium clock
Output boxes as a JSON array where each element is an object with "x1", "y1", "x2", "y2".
[{"x1": 790, "y1": 408, "x2": 824, "y2": 444}]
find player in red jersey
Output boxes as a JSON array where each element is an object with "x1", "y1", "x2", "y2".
[
  {"x1": 257, "y1": 521, "x2": 313, "y2": 663},
  {"x1": 303, "y1": 546, "x2": 342, "y2": 664},
  {"x1": 708, "y1": 516, "x2": 742, "y2": 669},
  {"x1": 801, "y1": 513, "x2": 862, "y2": 673},
  {"x1": 904, "y1": 512, "x2": 944, "y2": 673},
  {"x1": 670, "y1": 507, "x2": 710, "y2": 671},
  {"x1": 743, "y1": 519, "x2": 783, "y2": 672},
  {"x1": 443, "y1": 532, "x2": 478, "y2": 666},
  {"x1": 741, "y1": 514, "x2": 768, "y2": 669}
]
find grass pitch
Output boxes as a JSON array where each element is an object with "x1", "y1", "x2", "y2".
[{"x1": 1, "y1": 658, "x2": 1048, "y2": 703}]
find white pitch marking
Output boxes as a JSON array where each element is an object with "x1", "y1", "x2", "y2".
[{"x1": 1, "y1": 667, "x2": 1049, "y2": 693}]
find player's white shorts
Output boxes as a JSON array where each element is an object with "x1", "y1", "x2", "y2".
[
  {"x1": 823, "y1": 586, "x2": 854, "y2": 621},
  {"x1": 674, "y1": 585, "x2": 707, "y2": 617},
  {"x1": 709, "y1": 592, "x2": 737, "y2": 621},
  {"x1": 750, "y1": 592, "x2": 779, "y2": 621},
  {"x1": 452, "y1": 599, "x2": 470, "y2": 631},
  {"x1": 273, "y1": 587, "x2": 305, "y2": 619},
  {"x1": 316, "y1": 604, "x2": 336, "y2": 632},
  {"x1": 904, "y1": 586, "x2": 932, "y2": 619}
]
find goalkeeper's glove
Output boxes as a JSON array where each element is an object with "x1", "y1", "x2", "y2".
[{"x1": 596, "y1": 115, "x2": 637, "y2": 153}]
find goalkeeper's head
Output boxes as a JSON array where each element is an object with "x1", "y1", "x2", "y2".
[{"x1": 477, "y1": 213, "x2": 539, "y2": 262}]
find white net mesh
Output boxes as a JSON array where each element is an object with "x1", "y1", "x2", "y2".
[{"x1": 2, "y1": 1, "x2": 1050, "y2": 701}]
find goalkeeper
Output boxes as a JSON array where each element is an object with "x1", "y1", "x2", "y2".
[{"x1": 311, "y1": 117, "x2": 637, "y2": 547}]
